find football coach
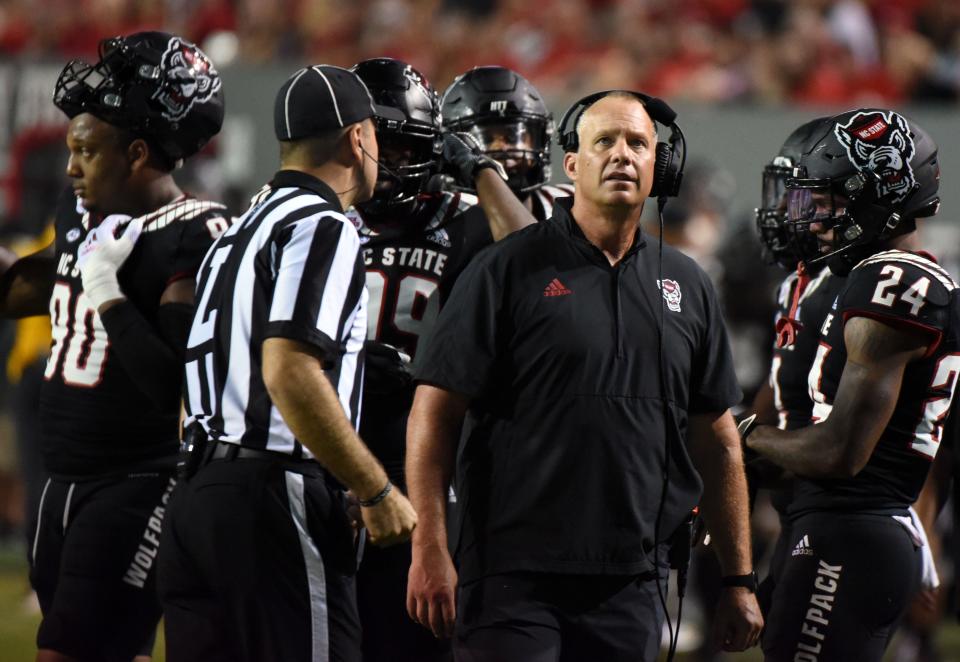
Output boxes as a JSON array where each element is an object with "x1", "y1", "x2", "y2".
[{"x1": 405, "y1": 90, "x2": 763, "y2": 661}]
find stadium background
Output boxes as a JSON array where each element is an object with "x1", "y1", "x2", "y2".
[{"x1": 0, "y1": 0, "x2": 958, "y2": 659}]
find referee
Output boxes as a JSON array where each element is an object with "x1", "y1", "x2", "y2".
[{"x1": 158, "y1": 65, "x2": 417, "y2": 662}]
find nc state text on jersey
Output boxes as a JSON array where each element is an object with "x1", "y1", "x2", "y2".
[
  {"x1": 56, "y1": 252, "x2": 81, "y2": 278},
  {"x1": 363, "y1": 246, "x2": 448, "y2": 277}
]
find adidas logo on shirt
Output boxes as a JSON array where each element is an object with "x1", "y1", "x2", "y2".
[
  {"x1": 792, "y1": 534, "x2": 814, "y2": 557},
  {"x1": 543, "y1": 278, "x2": 572, "y2": 297}
]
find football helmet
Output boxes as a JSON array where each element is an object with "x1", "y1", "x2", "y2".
[
  {"x1": 785, "y1": 108, "x2": 940, "y2": 274},
  {"x1": 54, "y1": 31, "x2": 224, "y2": 165},
  {"x1": 756, "y1": 117, "x2": 830, "y2": 270},
  {"x1": 351, "y1": 58, "x2": 442, "y2": 223},
  {"x1": 441, "y1": 66, "x2": 553, "y2": 196}
]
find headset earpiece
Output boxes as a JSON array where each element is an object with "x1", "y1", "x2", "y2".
[
  {"x1": 650, "y1": 142, "x2": 673, "y2": 199},
  {"x1": 557, "y1": 89, "x2": 686, "y2": 199}
]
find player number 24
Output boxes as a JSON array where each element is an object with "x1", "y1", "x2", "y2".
[{"x1": 870, "y1": 265, "x2": 930, "y2": 316}]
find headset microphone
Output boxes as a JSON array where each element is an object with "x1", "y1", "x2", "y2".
[{"x1": 359, "y1": 143, "x2": 405, "y2": 184}]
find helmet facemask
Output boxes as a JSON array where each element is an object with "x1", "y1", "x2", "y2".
[
  {"x1": 785, "y1": 169, "x2": 908, "y2": 273},
  {"x1": 757, "y1": 156, "x2": 816, "y2": 270},
  {"x1": 54, "y1": 38, "x2": 138, "y2": 127},
  {"x1": 357, "y1": 119, "x2": 440, "y2": 224},
  {"x1": 461, "y1": 117, "x2": 551, "y2": 196},
  {"x1": 440, "y1": 67, "x2": 554, "y2": 198}
]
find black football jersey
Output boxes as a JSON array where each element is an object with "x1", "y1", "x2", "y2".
[
  {"x1": 346, "y1": 191, "x2": 484, "y2": 484},
  {"x1": 790, "y1": 250, "x2": 960, "y2": 514},
  {"x1": 769, "y1": 268, "x2": 847, "y2": 430},
  {"x1": 348, "y1": 191, "x2": 488, "y2": 360},
  {"x1": 40, "y1": 188, "x2": 230, "y2": 477}
]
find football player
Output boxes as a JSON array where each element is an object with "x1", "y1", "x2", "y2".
[
  {"x1": 0, "y1": 32, "x2": 229, "y2": 662},
  {"x1": 441, "y1": 66, "x2": 571, "y2": 232},
  {"x1": 749, "y1": 117, "x2": 848, "y2": 613},
  {"x1": 349, "y1": 57, "x2": 534, "y2": 662},
  {"x1": 742, "y1": 109, "x2": 954, "y2": 661}
]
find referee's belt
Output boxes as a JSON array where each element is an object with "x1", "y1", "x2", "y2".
[{"x1": 207, "y1": 440, "x2": 319, "y2": 468}]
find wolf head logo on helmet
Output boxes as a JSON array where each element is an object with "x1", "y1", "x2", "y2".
[
  {"x1": 153, "y1": 37, "x2": 222, "y2": 122},
  {"x1": 834, "y1": 110, "x2": 916, "y2": 204}
]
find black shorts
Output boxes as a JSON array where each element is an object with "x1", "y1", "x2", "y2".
[
  {"x1": 29, "y1": 471, "x2": 176, "y2": 661},
  {"x1": 357, "y1": 541, "x2": 452, "y2": 662},
  {"x1": 758, "y1": 517, "x2": 793, "y2": 617},
  {"x1": 453, "y1": 570, "x2": 667, "y2": 662},
  {"x1": 762, "y1": 511, "x2": 922, "y2": 662},
  {"x1": 158, "y1": 455, "x2": 362, "y2": 662}
]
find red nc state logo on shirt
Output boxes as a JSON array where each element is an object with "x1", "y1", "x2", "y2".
[{"x1": 657, "y1": 279, "x2": 682, "y2": 312}]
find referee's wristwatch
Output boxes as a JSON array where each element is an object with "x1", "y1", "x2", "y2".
[{"x1": 720, "y1": 571, "x2": 758, "y2": 593}]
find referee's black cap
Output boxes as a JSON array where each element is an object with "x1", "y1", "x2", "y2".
[{"x1": 274, "y1": 65, "x2": 406, "y2": 140}]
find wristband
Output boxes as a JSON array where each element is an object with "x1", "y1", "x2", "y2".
[
  {"x1": 721, "y1": 571, "x2": 758, "y2": 593},
  {"x1": 359, "y1": 480, "x2": 392, "y2": 507}
]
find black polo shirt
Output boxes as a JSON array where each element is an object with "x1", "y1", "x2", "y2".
[{"x1": 415, "y1": 198, "x2": 741, "y2": 583}]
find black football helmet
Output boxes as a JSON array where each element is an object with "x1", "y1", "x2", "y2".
[
  {"x1": 441, "y1": 66, "x2": 553, "y2": 197},
  {"x1": 756, "y1": 117, "x2": 830, "y2": 270},
  {"x1": 54, "y1": 32, "x2": 224, "y2": 166},
  {"x1": 785, "y1": 108, "x2": 940, "y2": 274},
  {"x1": 351, "y1": 58, "x2": 441, "y2": 223}
]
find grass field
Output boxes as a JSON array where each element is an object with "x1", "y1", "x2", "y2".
[{"x1": 1, "y1": 545, "x2": 959, "y2": 662}]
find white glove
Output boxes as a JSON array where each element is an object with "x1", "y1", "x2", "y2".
[{"x1": 78, "y1": 214, "x2": 143, "y2": 310}]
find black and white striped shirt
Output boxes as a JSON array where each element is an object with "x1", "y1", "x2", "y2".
[{"x1": 184, "y1": 170, "x2": 367, "y2": 457}]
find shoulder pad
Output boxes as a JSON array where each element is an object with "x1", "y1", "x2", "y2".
[
  {"x1": 541, "y1": 183, "x2": 574, "y2": 198},
  {"x1": 140, "y1": 197, "x2": 228, "y2": 233},
  {"x1": 842, "y1": 250, "x2": 956, "y2": 327}
]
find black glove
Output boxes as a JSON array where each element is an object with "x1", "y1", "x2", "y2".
[
  {"x1": 363, "y1": 340, "x2": 413, "y2": 395},
  {"x1": 440, "y1": 132, "x2": 508, "y2": 188}
]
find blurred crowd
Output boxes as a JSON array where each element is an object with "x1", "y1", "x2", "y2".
[{"x1": 2, "y1": 0, "x2": 960, "y2": 104}]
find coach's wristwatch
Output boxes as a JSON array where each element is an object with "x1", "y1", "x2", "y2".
[{"x1": 720, "y1": 571, "x2": 758, "y2": 593}]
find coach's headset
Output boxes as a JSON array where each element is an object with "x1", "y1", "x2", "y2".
[
  {"x1": 559, "y1": 90, "x2": 688, "y2": 661},
  {"x1": 556, "y1": 89, "x2": 686, "y2": 199}
]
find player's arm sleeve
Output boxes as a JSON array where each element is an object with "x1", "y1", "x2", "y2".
[
  {"x1": 414, "y1": 250, "x2": 503, "y2": 399},
  {"x1": 99, "y1": 299, "x2": 192, "y2": 409},
  {"x1": 263, "y1": 215, "x2": 366, "y2": 365},
  {"x1": 689, "y1": 273, "x2": 743, "y2": 413}
]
